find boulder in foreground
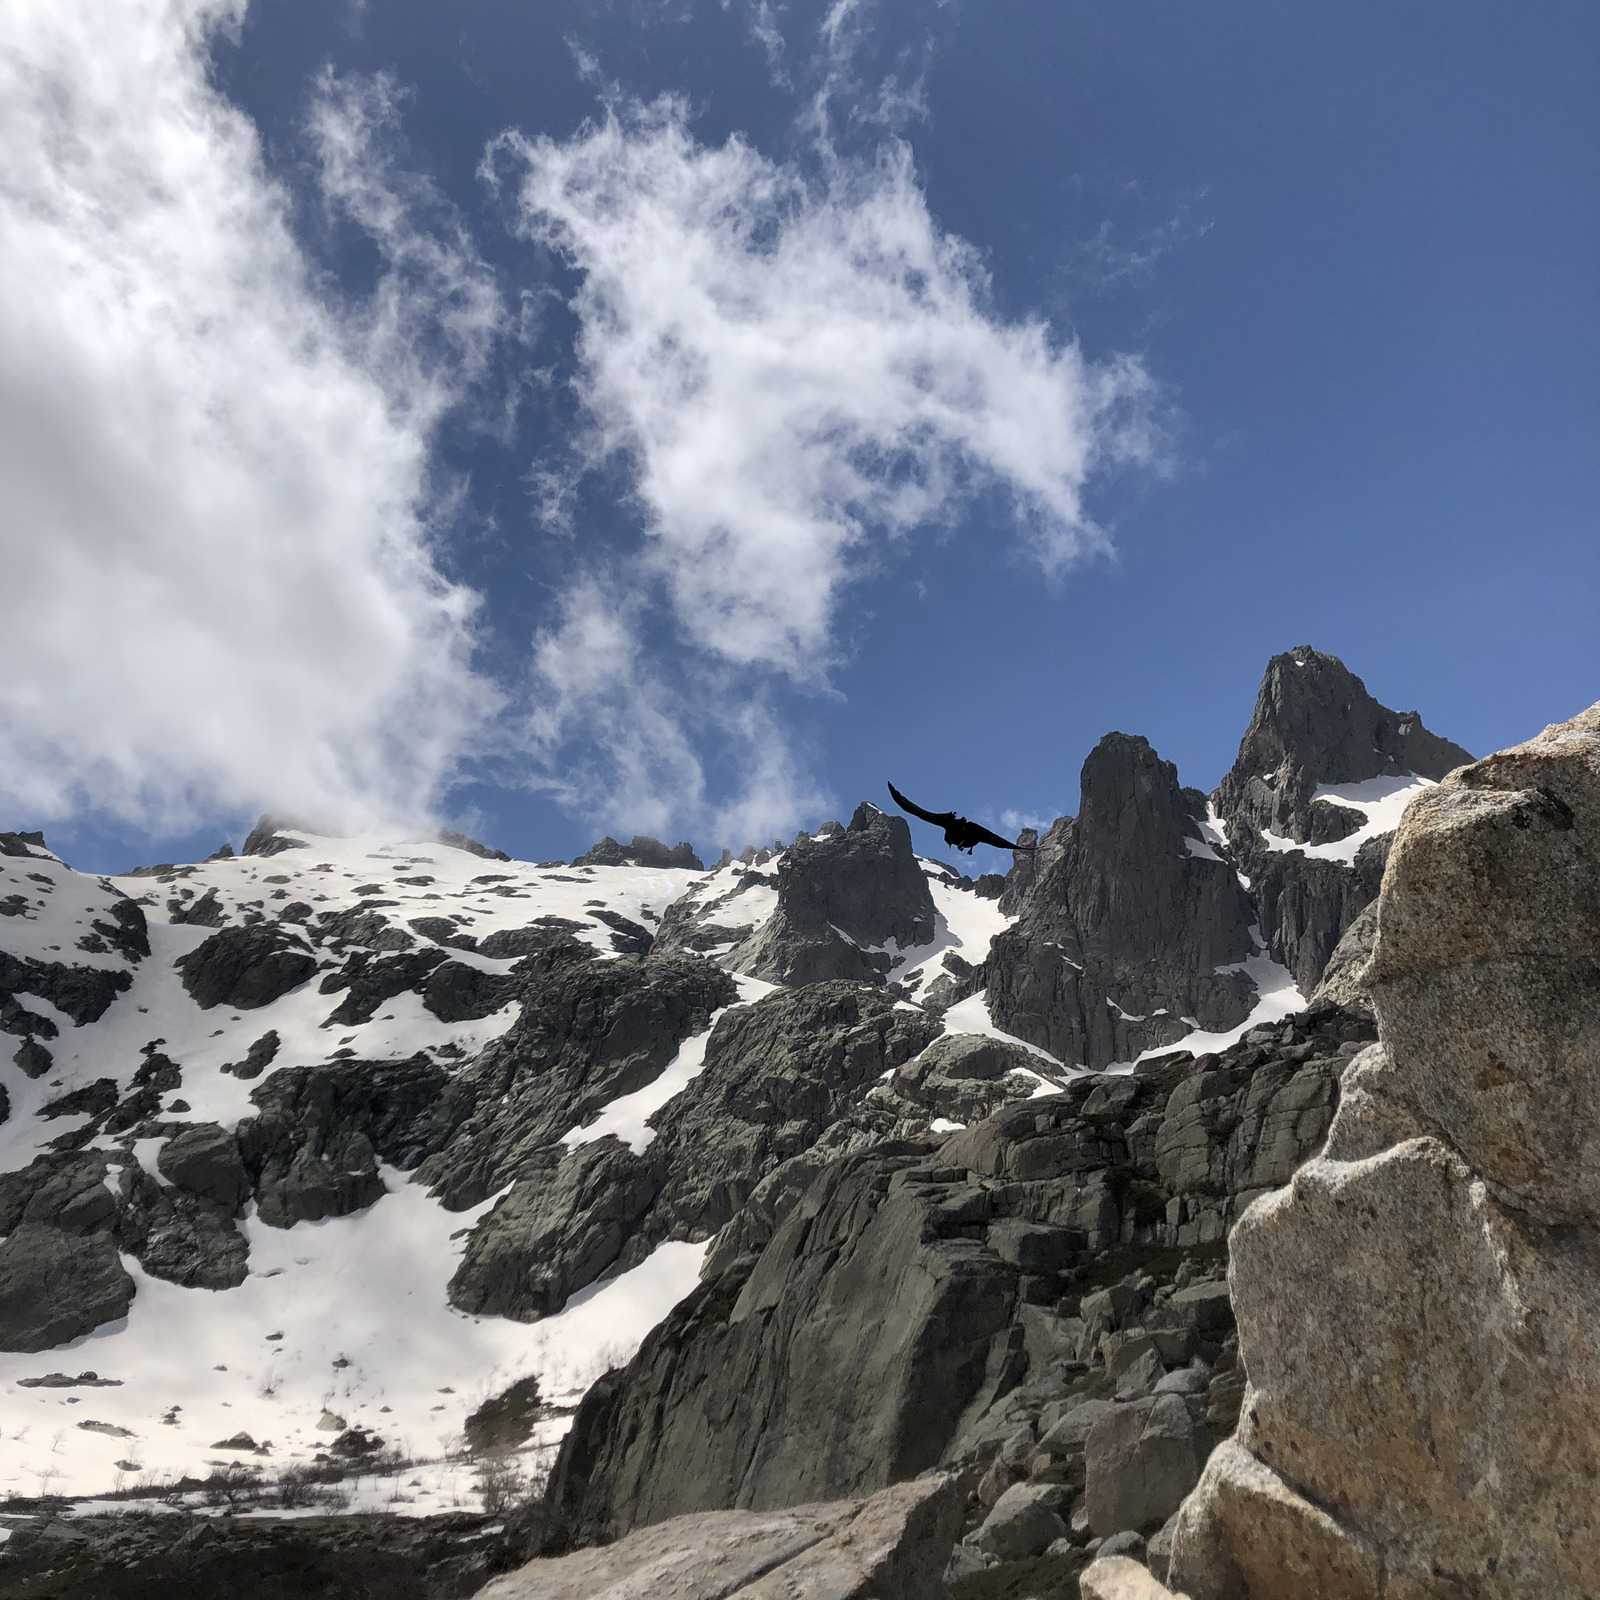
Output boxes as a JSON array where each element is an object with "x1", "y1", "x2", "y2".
[
  {"x1": 1171, "y1": 701, "x2": 1600, "y2": 1600},
  {"x1": 477, "y1": 1474, "x2": 962, "y2": 1600}
]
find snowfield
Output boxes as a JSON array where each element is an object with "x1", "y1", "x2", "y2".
[{"x1": 0, "y1": 832, "x2": 713, "y2": 1505}]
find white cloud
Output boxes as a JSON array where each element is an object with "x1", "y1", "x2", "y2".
[
  {"x1": 0, "y1": 2, "x2": 500, "y2": 836},
  {"x1": 498, "y1": 96, "x2": 1157, "y2": 841}
]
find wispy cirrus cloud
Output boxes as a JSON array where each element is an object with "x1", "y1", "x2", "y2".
[
  {"x1": 0, "y1": 2, "x2": 501, "y2": 837},
  {"x1": 497, "y1": 94, "x2": 1159, "y2": 844}
]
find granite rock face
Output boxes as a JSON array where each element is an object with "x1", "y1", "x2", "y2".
[
  {"x1": 726, "y1": 804, "x2": 936, "y2": 986},
  {"x1": 537, "y1": 1004, "x2": 1370, "y2": 1553},
  {"x1": 481, "y1": 1475, "x2": 962, "y2": 1600},
  {"x1": 986, "y1": 733, "x2": 1257, "y2": 1069},
  {"x1": 1171, "y1": 701, "x2": 1600, "y2": 1600},
  {"x1": 540, "y1": 1146, "x2": 1023, "y2": 1546},
  {"x1": 1212, "y1": 646, "x2": 1472, "y2": 993}
]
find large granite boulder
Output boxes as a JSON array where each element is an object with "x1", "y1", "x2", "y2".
[
  {"x1": 0, "y1": 1225, "x2": 134, "y2": 1351},
  {"x1": 1171, "y1": 701, "x2": 1600, "y2": 1600},
  {"x1": 986, "y1": 732, "x2": 1257, "y2": 1069},
  {"x1": 481, "y1": 1475, "x2": 961, "y2": 1600},
  {"x1": 726, "y1": 804, "x2": 936, "y2": 986}
]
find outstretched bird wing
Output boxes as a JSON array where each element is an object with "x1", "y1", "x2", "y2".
[{"x1": 887, "y1": 782, "x2": 957, "y2": 828}]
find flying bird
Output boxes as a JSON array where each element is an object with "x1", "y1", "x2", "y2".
[{"x1": 886, "y1": 783, "x2": 1039, "y2": 855}]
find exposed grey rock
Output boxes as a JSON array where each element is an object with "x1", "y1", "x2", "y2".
[
  {"x1": 438, "y1": 827, "x2": 511, "y2": 861},
  {"x1": 484, "y1": 1475, "x2": 961, "y2": 1600},
  {"x1": 220, "y1": 1029, "x2": 279, "y2": 1080},
  {"x1": 0, "y1": 1225, "x2": 134, "y2": 1351},
  {"x1": 0, "y1": 830, "x2": 51, "y2": 858},
  {"x1": 726, "y1": 804, "x2": 935, "y2": 986},
  {"x1": 587, "y1": 907, "x2": 653, "y2": 955},
  {"x1": 1307, "y1": 895, "x2": 1379, "y2": 1012},
  {"x1": 477, "y1": 919, "x2": 585, "y2": 958},
  {"x1": 116, "y1": 1162, "x2": 249, "y2": 1291},
  {"x1": 1211, "y1": 647, "x2": 1472, "y2": 993},
  {"x1": 414, "y1": 946, "x2": 736, "y2": 1215},
  {"x1": 240, "y1": 815, "x2": 311, "y2": 857},
  {"x1": 238, "y1": 1054, "x2": 446, "y2": 1228},
  {"x1": 1240, "y1": 833, "x2": 1388, "y2": 995},
  {"x1": 985, "y1": 733, "x2": 1256, "y2": 1069},
  {"x1": 539, "y1": 1148, "x2": 1020, "y2": 1546},
  {"x1": 0, "y1": 1150, "x2": 119, "y2": 1235},
  {"x1": 1080, "y1": 1554, "x2": 1181, "y2": 1600},
  {"x1": 641, "y1": 983, "x2": 940, "y2": 1247},
  {"x1": 422, "y1": 959, "x2": 520, "y2": 1023},
  {"x1": 1085, "y1": 1394, "x2": 1211, "y2": 1536},
  {"x1": 882, "y1": 1033, "x2": 1045, "y2": 1126},
  {"x1": 449, "y1": 1138, "x2": 660, "y2": 1321},
  {"x1": 570, "y1": 836, "x2": 703, "y2": 871},
  {"x1": 174, "y1": 924, "x2": 316, "y2": 1010},
  {"x1": 1215, "y1": 647, "x2": 1472, "y2": 844},
  {"x1": 157, "y1": 1123, "x2": 248, "y2": 1210},
  {"x1": 168, "y1": 886, "x2": 227, "y2": 926},
  {"x1": 408, "y1": 914, "x2": 481, "y2": 949},
  {"x1": 539, "y1": 1000, "x2": 1374, "y2": 1556},
  {"x1": 1, "y1": 950, "x2": 132, "y2": 1026},
  {"x1": 318, "y1": 948, "x2": 447, "y2": 1026},
  {"x1": 313, "y1": 905, "x2": 414, "y2": 952},
  {"x1": 976, "y1": 1481, "x2": 1068, "y2": 1559}
]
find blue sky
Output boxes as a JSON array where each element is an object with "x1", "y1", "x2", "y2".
[{"x1": 3, "y1": 1, "x2": 1596, "y2": 872}]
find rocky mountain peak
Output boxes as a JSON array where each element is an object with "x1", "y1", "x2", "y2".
[
  {"x1": 986, "y1": 730, "x2": 1255, "y2": 1069},
  {"x1": 1206, "y1": 648, "x2": 1475, "y2": 999},
  {"x1": 1215, "y1": 646, "x2": 1473, "y2": 845},
  {"x1": 727, "y1": 805, "x2": 935, "y2": 986},
  {"x1": 1077, "y1": 732, "x2": 1209, "y2": 859}
]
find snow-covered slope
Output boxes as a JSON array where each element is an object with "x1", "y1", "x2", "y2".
[
  {"x1": 0, "y1": 832, "x2": 716, "y2": 1503},
  {"x1": 0, "y1": 825, "x2": 1030, "y2": 1507}
]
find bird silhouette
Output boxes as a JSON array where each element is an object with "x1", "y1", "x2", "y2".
[{"x1": 886, "y1": 783, "x2": 1038, "y2": 855}]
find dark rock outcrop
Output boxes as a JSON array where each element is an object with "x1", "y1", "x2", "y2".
[
  {"x1": 488, "y1": 1476, "x2": 963, "y2": 1600},
  {"x1": 174, "y1": 924, "x2": 317, "y2": 1010},
  {"x1": 986, "y1": 734, "x2": 1256, "y2": 1069},
  {"x1": 240, "y1": 815, "x2": 312, "y2": 857},
  {"x1": 1, "y1": 950, "x2": 132, "y2": 1027},
  {"x1": 436, "y1": 980, "x2": 937, "y2": 1323},
  {"x1": 238, "y1": 1055, "x2": 447, "y2": 1228},
  {"x1": 571, "y1": 836, "x2": 704, "y2": 871},
  {"x1": 1214, "y1": 647, "x2": 1472, "y2": 843},
  {"x1": 438, "y1": 828, "x2": 512, "y2": 861},
  {"x1": 1211, "y1": 647, "x2": 1472, "y2": 993},
  {"x1": 450, "y1": 1137, "x2": 661, "y2": 1321},
  {"x1": 0, "y1": 830, "x2": 52, "y2": 858},
  {"x1": 726, "y1": 805, "x2": 936, "y2": 986},
  {"x1": 542, "y1": 1144, "x2": 1019, "y2": 1545},
  {"x1": 0, "y1": 1151, "x2": 134, "y2": 1350},
  {"x1": 413, "y1": 946, "x2": 737, "y2": 1214}
]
